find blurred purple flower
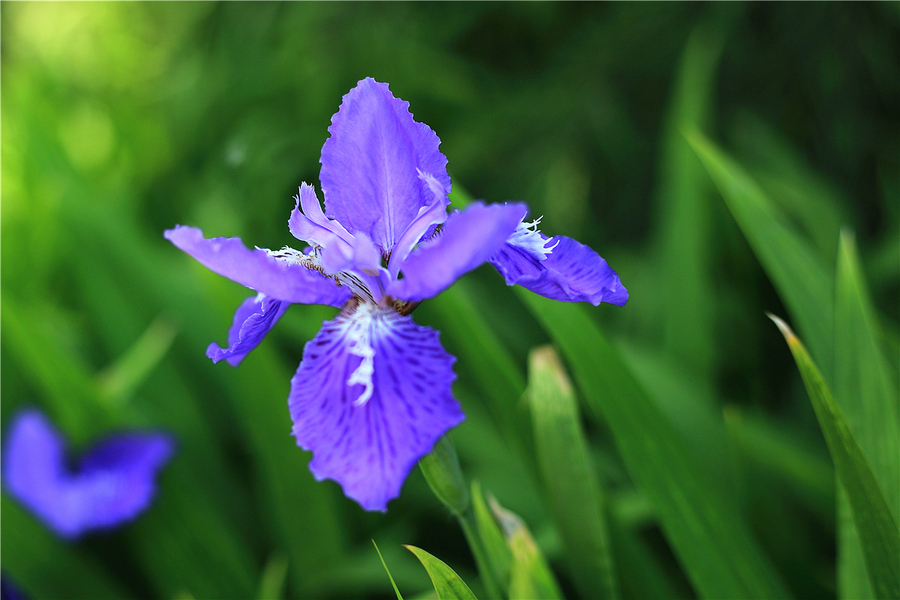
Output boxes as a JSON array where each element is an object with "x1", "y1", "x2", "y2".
[
  {"x1": 165, "y1": 77, "x2": 627, "y2": 511},
  {"x1": 2, "y1": 408, "x2": 174, "y2": 540},
  {"x1": 1, "y1": 575, "x2": 28, "y2": 600}
]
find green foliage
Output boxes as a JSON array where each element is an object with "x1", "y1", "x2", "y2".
[
  {"x1": 3, "y1": 3, "x2": 897, "y2": 600},
  {"x1": 769, "y1": 316, "x2": 900, "y2": 599},
  {"x1": 405, "y1": 546, "x2": 478, "y2": 600},
  {"x1": 527, "y1": 346, "x2": 618, "y2": 599}
]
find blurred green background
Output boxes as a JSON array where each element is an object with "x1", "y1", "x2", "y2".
[{"x1": 2, "y1": 3, "x2": 898, "y2": 599}]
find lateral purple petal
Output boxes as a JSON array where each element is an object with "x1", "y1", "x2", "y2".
[
  {"x1": 288, "y1": 306, "x2": 464, "y2": 511},
  {"x1": 387, "y1": 202, "x2": 525, "y2": 303},
  {"x1": 69, "y1": 431, "x2": 174, "y2": 534},
  {"x1": 490, "y1": 235, "x2": 629, "y2": 306},
  {"x1": 207, "y1": 295, "x2": 289, "y2": 366},
  {"x1": 319, "y1": 78, "x2": 451, "y2": 252},
  {"x1": 2, "y1": 409, "x2": 174, "y2": 539},
  {"x1": 165, "y1": 225, "x2": 350, "y2": 307}
]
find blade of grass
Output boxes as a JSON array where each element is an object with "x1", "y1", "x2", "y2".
[
  {"x1": 405, "y1": 546, "x2": 478, "y2": 600},
  {"x1": 730, "y1": 112, "x2": 845, "y2": 263},
  {"x1": 686, "y1": 130, "x2": 834, "y2": 381},
  {"x1": 97, "y1": 314, "x2": 177, "y2": 408},
  {"x1": 527, "y1": 345, "x2": 618, "y2": 599},
  {"x1": 519, "y1": 292, "x2": 791, "y2": 599},
  {"x1": 834, "y1": 232, "x2": 900, "y2": 599},
  {"x1": 655, "y1": 14, "x2": 730, "y2": 382},
  {"x1": 373, "y1": 541, "x2": 405, "y2": 600},
  {"x1": 769, "y1": 315, "x2": 900, "y2": 599},
  {"x1": 470, "y1": 480, "x2": 511, "y2": 597}
]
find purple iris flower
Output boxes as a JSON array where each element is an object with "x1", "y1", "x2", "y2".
[
  {"x1": 2, "y1": 408, "x2": 175, "y2": 540},
  {"x1": 165, "y1": 78, "x2": 627, "y2": 511}
]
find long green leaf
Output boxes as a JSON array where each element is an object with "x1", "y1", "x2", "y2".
[
  {"x1": 519, "y1": 292, "x2": 791, "y2": 599},
  {"x1": 405, "y1": 545, "x2": 478, "y2": 600},
  {"x1": 835, "y1": 231, "x2": 900, "y2": 599},
  {"x1": 527, "y1": 345, "x2": 618, "y2": 599},
  {"x1": 686, "y1": 130, "x2": 834, "y2": 381},
  {"x1": 655, "y1": 13, "x2": 730, "y2": 381},
  {"x1": 770, "y1": 315, "x2": 900, "y2": 599},
  {"x1": 469, "y1": 480, "x2": 510, "y2": 598}
]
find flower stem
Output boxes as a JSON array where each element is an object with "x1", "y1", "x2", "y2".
[{"x1": 420, "y1": 435, "x2": 504, "y2": 598}]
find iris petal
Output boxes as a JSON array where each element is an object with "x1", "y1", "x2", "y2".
[
  {"x1": 2, "y1": 409, "x2": 174, "y2": 539},
  {"x1": 319, "y1": 78, "x2": 451, "y2": 252},
  {"x1": 207, "y1": 294, "x2": 289, "y2": 366},
  {"x1": 288, "y1": 304, "x2": 464, "y2": 511},
  {"x1": 386, "y1": 202, "x2": 525, "y2": 303},
  {"x1": 490, "y1": 235, "x2": 628, "y2": 306},
  {"x1": 165, "y1": 226, "x2": 351, "y2": 307}
]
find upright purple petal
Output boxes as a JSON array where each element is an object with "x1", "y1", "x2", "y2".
[
  {"x1": 165, "y1": 226, "x2": 351, "y2": 307},
  {"x1": 319, "y1": 78, "x2": 451, "y2": 252},
  {"x1": 288, "y1": 304, "x2": 464, "y2": 511},
  {"x1": 388, "y1": 170, "x2": 451, "y2": 270},
  {"x1": 2, "y1": 409, "x2": 174, "y2": 539},
  {"x1": 386, "y1": 202, "x2": 525, "y2": 303},
  {"x1": 207, "y1": 294, "x2": 289, "y2": 366},
  {"x1": 288, "y1": 183, "x2": 356, "y2": 251},
  {"x1": 2, "y1": 410, "x2": 68, "y2": 533},
  {"x1": 490, "y1": 235, "x2": 628, "y2": 306}
]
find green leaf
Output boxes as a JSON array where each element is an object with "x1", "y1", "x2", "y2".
[
  {"x1": 655, "y1": 13, "x2": 731, "y2": 381},
  {"x1": 769, "y1": 315, "x2": 900, "y2": 599},
  {"x1": 97, "y1": 314, "x2": 177, "y2": 408},
  {"x1": 488, "y1": 496, "x2": 564, "y2": 600},
  {"x1": 527, "y1": 345, "x2": 618, "y2": 599},
  {"x1": 470, "y1": 480, "x2": 512, "y2": 595},
  {"x1": 729, "y1": 113, "x2": 845, "y2": 264},
  {"x1": 835, "y1": 231, "x2": 900, "y2": 599},
  {"x1": 686, "y1": 130, "x2": 834, "y2": 381},
  {"x1": 405, "y1": 545, "x2": 478, "y2": 600},
  {"x1": 518, "y1": 293, "x2": 791, "y2": 599},
  {"x1": 256, "y1": 553, "x2": 289, "y2": 600},
  {"x1": 373, "y1": 541, "x2": 405, "y2": 600}
]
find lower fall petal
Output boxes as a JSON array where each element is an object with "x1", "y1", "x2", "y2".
[
  {"x1": 207, "y1": 294, "x2": 289, "y2": 366},
  {"x1": 288, "y1": 303, "x2": 464, "y2": 511},
  {"x1": 490, "y1": 235, "x2": 628, "y2": 306}
]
